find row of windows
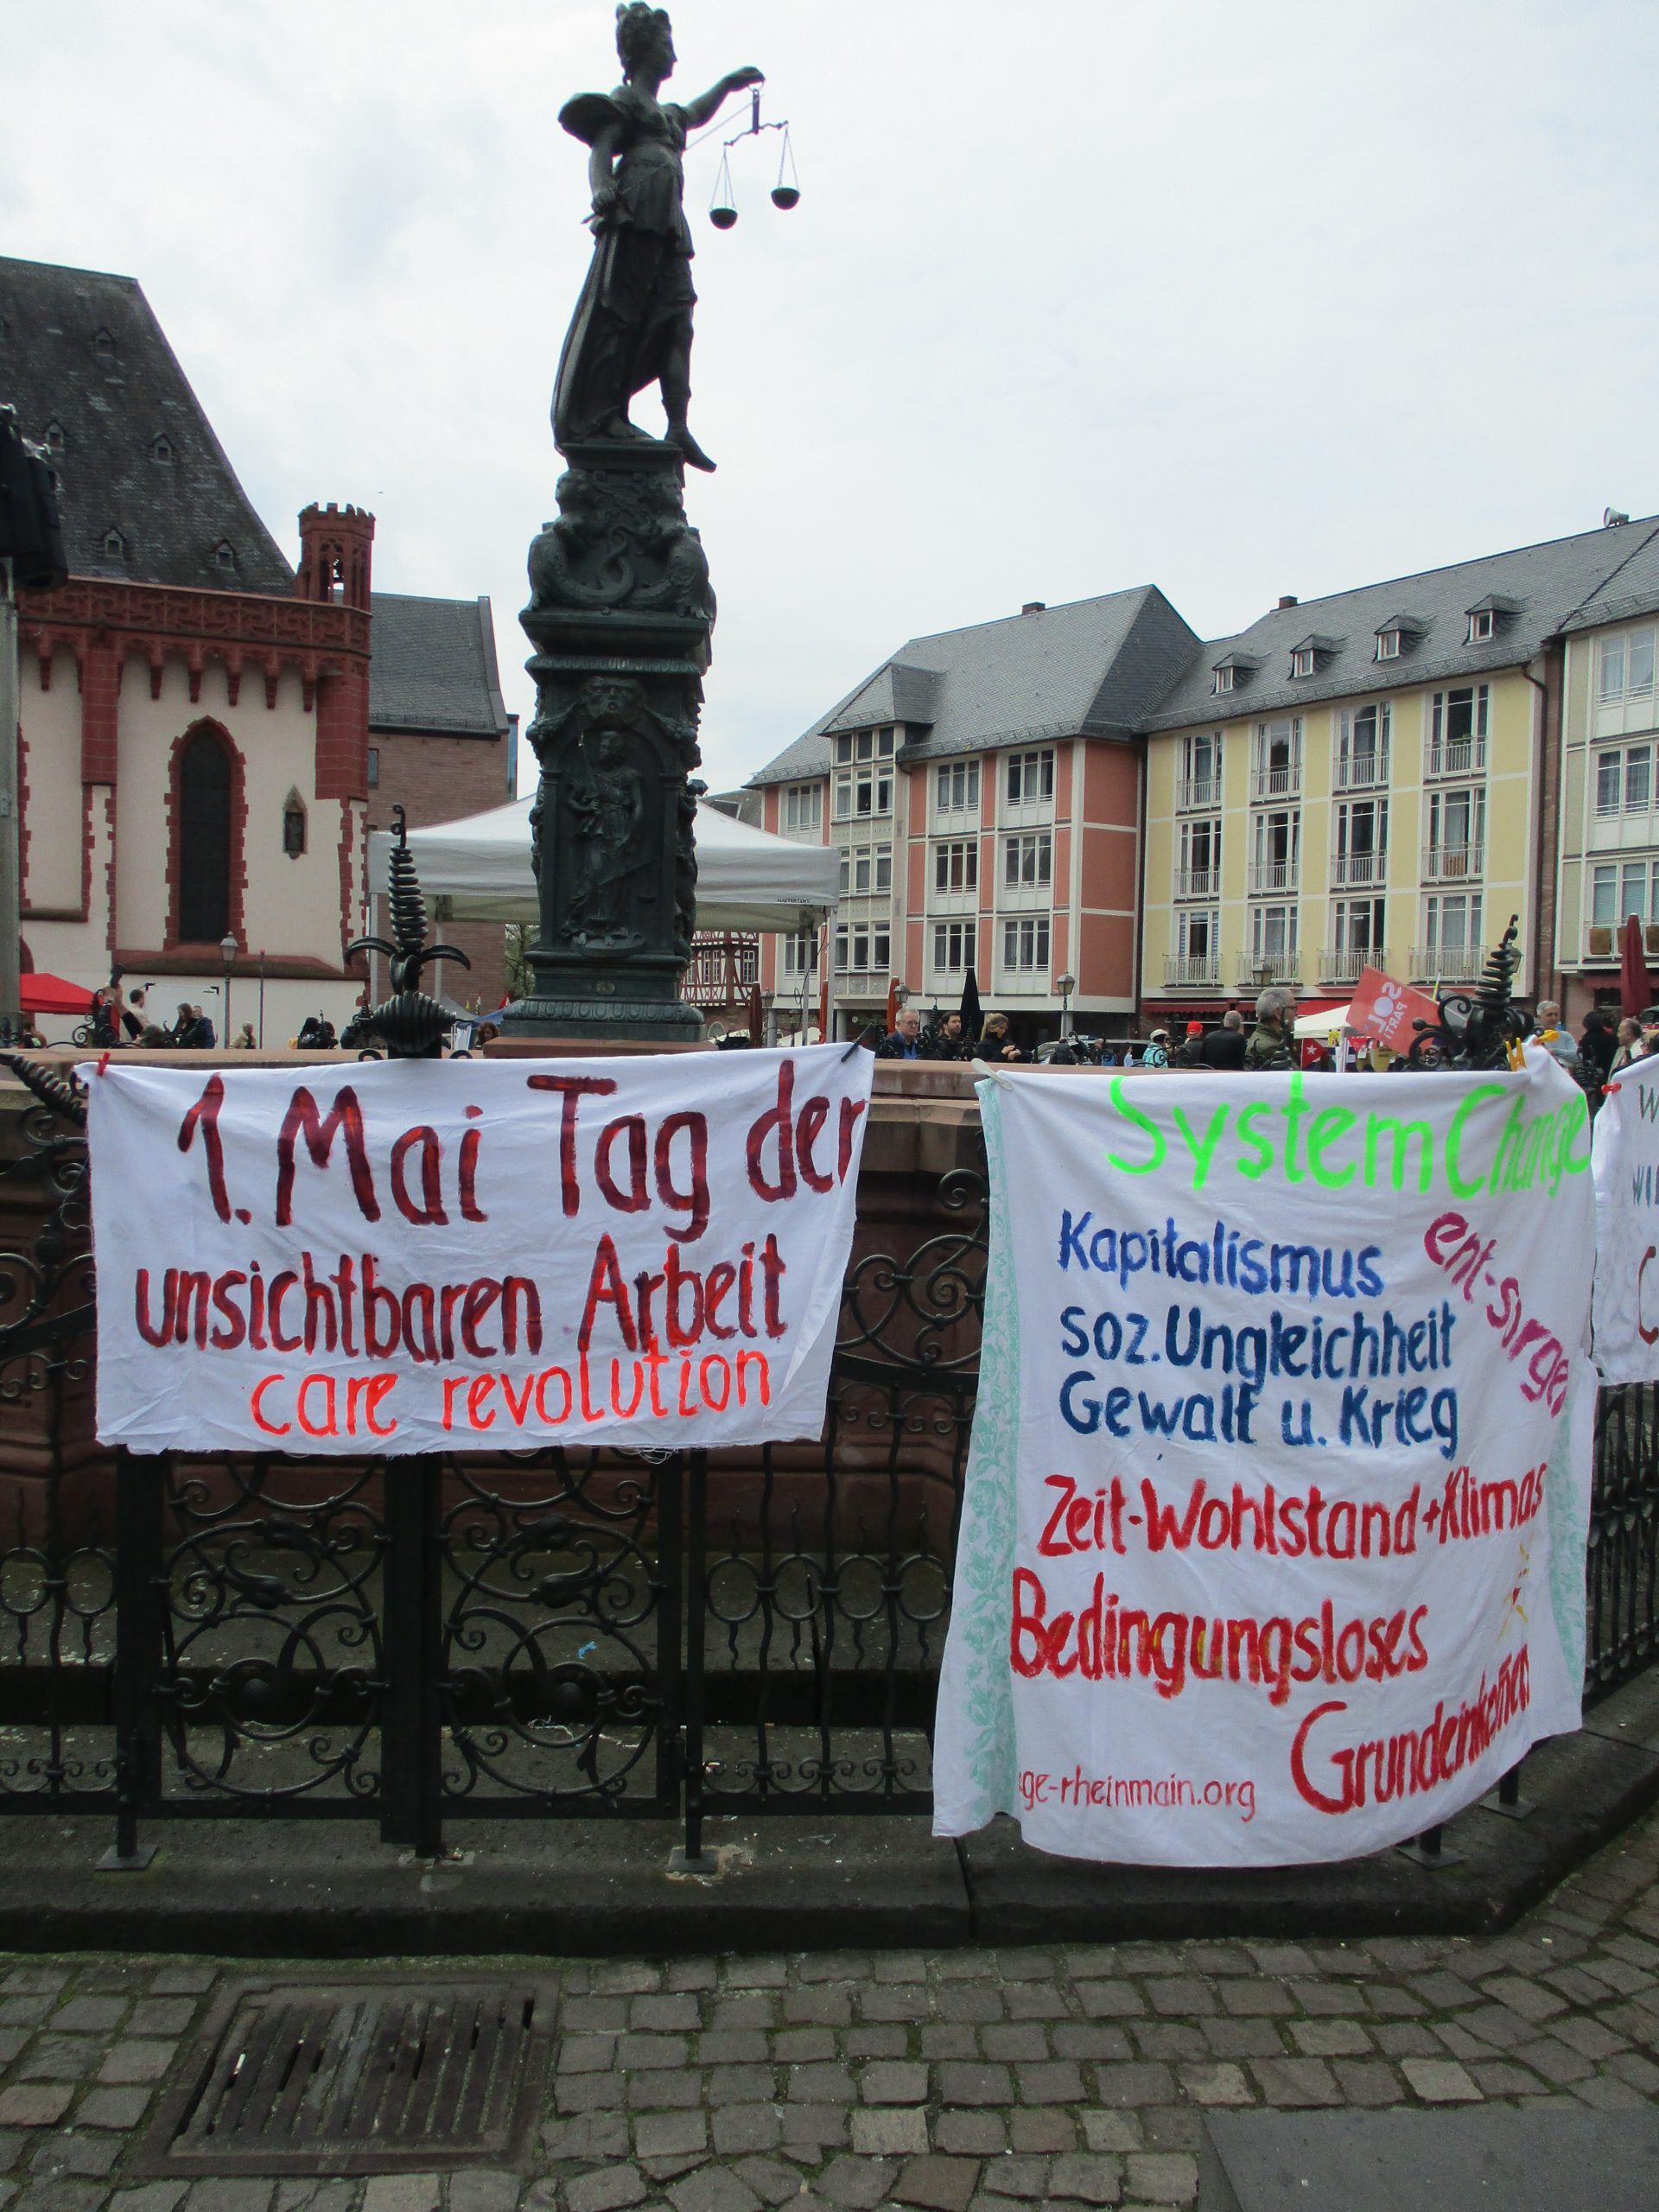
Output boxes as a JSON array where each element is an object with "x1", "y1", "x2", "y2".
[
  {"x1": 796, "y1": 745, "x2": 1060, "y2": 828},
  {"x1": 1178, "y1": 690, "x2": 1490, "y2": 807},
  {"x1": 815, "y1": 918, "x2": 1058, "y2": 978},
  {"x1": 1175, "y1": 893, "x2": 1483, "y2": 962},
  {"x1": 931, "y1": 918, "x2": 1051, "y2": 974},
  {"x1": 932, "y1": 832, "x2": 1052, "y2": 893},
  {"x1": 831, "y1": 728, "x2": 897, "y2": 766},
  {"x1": 1591, "y1": 860, "x2": 1659, "y2": 931},
  {"x1": 817, "y1": 831, "x2": 1060, "y2": 900},
  {"x1": 1177, "y1": 791, "x2": 1484, "y2": 899}
]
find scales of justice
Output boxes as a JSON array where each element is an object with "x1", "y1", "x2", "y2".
[{"x1": 501, "y1": 2, "x2": 798, "y2": 1044}]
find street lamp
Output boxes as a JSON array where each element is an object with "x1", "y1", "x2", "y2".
[
  {"x1": 219, "y1": 932, "x2": 238, "y2": 1044},
  {"x1": 1057, "y1": 970, "x2": 1077, "y2": 1039}
]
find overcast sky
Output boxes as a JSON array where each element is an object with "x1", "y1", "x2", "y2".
[{"x1": 7, "y1": 0, "x2": 1659, "y2": 794}]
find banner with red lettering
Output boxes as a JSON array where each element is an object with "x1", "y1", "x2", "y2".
[
  {"x1": 1591, "y1": 1049, "x2": 1659, "y2": 1382},
  {"x1": 88, "y1": 1046, "x2": 872, "y2": 1455},
  {"x1": 933, "y1": 1054, "x2": 1597, "y2": 1864}
]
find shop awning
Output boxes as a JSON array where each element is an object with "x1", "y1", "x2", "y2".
[{"x1": 19, "y1": 973, "x2": 95, "y2": 1016}]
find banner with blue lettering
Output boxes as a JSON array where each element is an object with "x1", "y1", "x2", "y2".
[
  {"x1": 1591, "y1": 1050, "x2": 1659, "y2": 1382},
  {"x1": 933, "y1": 1054, "x2": 1597, "y2": 1865}
]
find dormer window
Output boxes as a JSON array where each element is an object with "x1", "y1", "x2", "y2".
[
  {"x1": 150, "y1": 434, "x2": 174, "y2": 463},
  {"x1": 102, "y1": 528, "x2": 125, "y2": 559},
  {"x1": 92, "y1": 327, "x2": 114, "y2": 359},
  {"x1": 1376, "y1": 629, "x2": 1402, "y2": 662},
  {"x1": 1463, "y1": 594, "x2": 1519, "y2": 645},
  {"x1": 1291, "y1": 648, "x2": 1315, "y2": 679},
  {"x1": 43, "y1": 421, "x2": 66, "y2": 454},
  {"x1": 213, "y1": 541, "x2": 236, "y2": 573},
  {"x1": 1213, "y1": 666, "x2": 1235, "y2": 696}
]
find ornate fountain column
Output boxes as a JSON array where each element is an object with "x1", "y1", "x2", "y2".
[
  {"x1": 500, "y1": 5, "x2": 762, "y2": 1044},
  {"x1": 504, "y1": 442, "x2": 712, "y2": 1040}
]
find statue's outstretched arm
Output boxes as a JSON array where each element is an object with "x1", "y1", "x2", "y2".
[{"x1": 680, "y1": 65, "x2": 764, "y2": 130}]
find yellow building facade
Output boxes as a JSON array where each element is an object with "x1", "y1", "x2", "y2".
[
  {"x1": 1135, "y1": 523, "x2": 1659, "y2": 1020},
  {"x1": 1143, "y1": 666, "x2": 1541, "y2": 1010}
]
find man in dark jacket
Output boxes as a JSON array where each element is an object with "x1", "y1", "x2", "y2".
[
  {"x1": 875, "y1": 1007, "x2": 924, "y2": 1060},
  {"x1": 925, "y1": 1012, "x2": 970, "y2": 1062},
  {"x1": 1201, "y1": 1007, "x2": 1248, "y2": 1070},
  {"x1": 1245, "y1": 987, "x2": 1295, "y2": 1071}
]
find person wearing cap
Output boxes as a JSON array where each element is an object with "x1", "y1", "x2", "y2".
[
  {"x1": 1142, "y1": 1027, "x2": 1170, "y2": 1069},
  {"x1": 1175, "y1": 1020, "x2": 1207, "y2": 1069}
]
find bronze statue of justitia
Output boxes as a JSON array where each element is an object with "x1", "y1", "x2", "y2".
[{"x1": 553, "y1": 4, "x2": 762, "y2": 472}]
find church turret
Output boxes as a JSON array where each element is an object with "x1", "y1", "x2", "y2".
[{"x1": 295, "y1": 500, "x2": 375, "y2": 610}]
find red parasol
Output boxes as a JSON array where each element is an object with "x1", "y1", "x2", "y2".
[
  {"x1": 885, "y1": 978, "x2": 902, "y2": 1035},
  {"x1": 19, "y1": 973, "x2": 95, "y2": 1016},
  {"x1": 1620, "y1": 912, "x2": 1653, "y2": 1020}
]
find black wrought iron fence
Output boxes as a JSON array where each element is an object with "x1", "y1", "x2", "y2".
[{"x1": 2, "y1": 1065, "x2": 1657, "y2": 1866}]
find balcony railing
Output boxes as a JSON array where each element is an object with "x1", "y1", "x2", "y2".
[
  {"x1": 1335, "y1": 750, "x2": 1389, "y2": 791},
  {"x1": 1177, "y1": 776, "x2": 1219, "y2": 811},
  {"x1": 1237, "y1": 950, "x2": 1301, "y2": 985},
  {"x1": 1164, "y1": 953, "x2": 1220, "y2": 988},
  {"x1": 1320, "y1": 944, "x2": 1391, "y2": 983},
  {"x1": 1410, "y1": 945, "x2": 1485, "y2": 984},
  {"x1": 1247, "y1": 859, "x2": 1300, "y2": 895},
  {"x1": 1332, "y1": 849, "x2": 1388, "y2": 887},
  {"x1": 1249, "y1": 763, "x2": 1300, "y2": 801},
  {"x1": 1425, "y1": 739, "x2": 1486, "y2": 779},
  {"x1": 1174, "y1": 868, "x2": 1218, "y2": 899},
  {"x1": 1423, "y1": 842, "x2": 1484, "y2": 882}
]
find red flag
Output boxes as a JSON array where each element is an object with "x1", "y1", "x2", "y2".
[
  {"x1": 1621, "y1": 912, "x2": 1653, "y2": 1020},
  {"x1": 1346, "y1": 965, "x2": 1440, "y2": 1055}
]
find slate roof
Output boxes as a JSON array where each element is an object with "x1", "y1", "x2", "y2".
[
  {"x1": 368, "y1": 593, "x2": 511, "y2": 739},
  {"x1": 0, "y1": 254, "x2": 294, "y2": 594},
  {"x1": 1141, "y1": 517, "x2": 1659, "y2": 732},
  {"x1": 1557, "y1": 522, "x2": 1659, "y2": 634},
  {"x1": 748, "y1": 588, "x2": 1199, "y2": 785}
]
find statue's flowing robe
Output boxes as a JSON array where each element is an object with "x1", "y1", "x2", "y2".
[{"x1": 553, "y1": 86, "x2": 697, "y2": 448}]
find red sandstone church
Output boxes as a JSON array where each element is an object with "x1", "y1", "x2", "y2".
[{"x1": 1, "y1": 254, "x2": 514, "y2": 1038}]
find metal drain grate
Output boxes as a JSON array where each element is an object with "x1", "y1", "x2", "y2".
[{"x1": 135, "y1": 1979, "x2": 558, "y2": 2177}]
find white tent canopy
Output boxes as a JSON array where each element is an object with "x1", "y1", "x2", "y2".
[
  {"x1": 368, "y1": 796, "x2": 839, "y2": 935},
  {"x1": 1294, "y1": 1001, "x2": 1352, "y2": 1039}
]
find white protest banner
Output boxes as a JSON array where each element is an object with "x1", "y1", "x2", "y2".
[
  {"x1": 1591, "y1": 1050, "x2": 1659, "y2": 1383},
  {"x1": 934, "y1": 1056, "x2": 1598, "y2": 1866},
  {"x1": 89, "y1": 1046, "x2": 872, "y2": 1455}
]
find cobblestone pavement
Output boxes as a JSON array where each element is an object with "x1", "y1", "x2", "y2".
[{"x1": 3, "y1": 1807, "x2": 1659, "y2": 2212}]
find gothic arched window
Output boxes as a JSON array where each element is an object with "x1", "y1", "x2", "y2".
[{"x1": 178, "y1": 728, "x2": 232, "y2": 941}]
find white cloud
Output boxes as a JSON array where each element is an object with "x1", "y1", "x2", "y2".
[{"x1": 6, "y1": 0, "x2": 1659, "y2": 793}]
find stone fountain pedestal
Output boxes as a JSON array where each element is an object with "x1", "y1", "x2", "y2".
[{"x1": 501, "y1": 436, "x2": 714, "y2": 1044}]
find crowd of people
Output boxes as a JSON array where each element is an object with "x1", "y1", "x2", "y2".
[
  {"x1": 86, "y1": 988, "x2": 219, "y2": 1050},
  {"x1": 866, "y1": 984, "x2": 1653, "y2": 1098}
]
